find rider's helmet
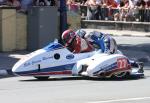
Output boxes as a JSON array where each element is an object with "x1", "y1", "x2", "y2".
[
  {"x1": 61, "y1": 29, "x2": 76, "y2": 46},
  {"x1": 75, "y1": 29, "x2": 86, "y2": 38}
]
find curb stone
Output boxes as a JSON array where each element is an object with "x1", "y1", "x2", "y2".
[
  {"x1": 0, "y1": 70, "x2": 8, "y2": 75},
  {"x1": 0, "y1": 69, "x2": 13, "y2": 76}
]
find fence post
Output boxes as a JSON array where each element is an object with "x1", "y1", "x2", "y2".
[{"x1": 0, "y1": 7, "x2": 16, "y2": 52}]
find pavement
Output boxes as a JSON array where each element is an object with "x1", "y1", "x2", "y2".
[
  {"x1": 0, "y1": 29, "x2": 150, "y2": 77},
  {"x1": 82, "y1": 29, "x2": 150, "y2": 37}
]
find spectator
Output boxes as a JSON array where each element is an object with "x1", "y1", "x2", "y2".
[
  {"x1": 135, "y1": 0, "x2": 146, "y2": 21},
  {"x1": 136, "y1": 0, "x2": 146, "y2": 8},
  {"x1": 113, "y1": 0, "x2": 130, "y2": 21},
  {"x1": 125, "y1": 0, "x2": 141, "y2": 21},
  {"x1": 144, "y1": 0, "x2": 150, "y2": 21},
  {"x1": 34, "y1": 0, "x2": 51, "y2": 6},
  {"x1": 0, "y1": 0, "x2": 7, "y2": 5},
  {"x1": 80, "y1": 0, "x2": 87, "y2": 6},
  {"x1": 50, "y1": 0, "x2": 57, "y2": 6},
  {"x1": 20, "y1": 0, "x2": 33, "y2": 13},
  {"x1": 85, "y1": 0, "x2": 101, "y2": 20},
  {"x1": 145, "y1": 0, "x2": 150, "y2": 8},
  {"x1": 106, "y1": 0, "x2": 118, "y2": 20},
  {"x1": 7, "y1": 0, "x2": 21, "y2": 9},
  {"x1": 66, "y1": 0, "x2": 79, "y2": 12}
]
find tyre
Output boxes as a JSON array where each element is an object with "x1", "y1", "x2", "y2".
[
  {"x1": 34, "y1": 76, "x2": 49, "y2": 80},
  {"x1": 112, "y1": 71, "x2": 127, "y2": 78}
]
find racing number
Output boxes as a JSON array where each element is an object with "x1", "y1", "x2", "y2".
[{"x1": 117, "y1": 58, "x2": 128, "y2": 69}]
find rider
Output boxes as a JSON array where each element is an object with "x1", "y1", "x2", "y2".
[
  {"x1": 76, "y1": 29, "x2": 117, "y2": 54},
  {"x1": 61, "y1": 29, "x2": 94, "y2": 53}
]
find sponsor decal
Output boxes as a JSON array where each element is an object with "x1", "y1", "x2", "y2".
[
  {"x1": 66, "y1": 54, "x2": 74, "y2": 59},
  {"x1": 42, "y1": 56, "x2": 53, "y2": 60},
  {"x1": 23, "y1": 56, "x2": 53, "y2": 67},
  {"x1": 24, "y1": 62, "x2": 31, "y2": 67}
]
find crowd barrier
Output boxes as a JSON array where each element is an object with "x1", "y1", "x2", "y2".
[{"x1": 80, "y1": 6, "x2": 150, "y2": 22}]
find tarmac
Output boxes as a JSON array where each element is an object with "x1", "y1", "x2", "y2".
[{"x1": 0, "y1": 29, "x2": 150, "y2": 77}]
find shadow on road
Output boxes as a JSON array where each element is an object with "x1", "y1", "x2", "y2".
[{"x1": 19, "y1": 76, "x2": 145, "y2": 82}]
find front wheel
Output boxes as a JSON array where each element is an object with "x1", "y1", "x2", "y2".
[{"x1": 34, "y1": 76, "x2": 49, "y2": 80}]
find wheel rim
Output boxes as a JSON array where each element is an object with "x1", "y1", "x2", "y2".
[{"x1": 114, "y1": 72, "x2": 127, "y2": 78}]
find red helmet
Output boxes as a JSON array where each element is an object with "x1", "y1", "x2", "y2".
[{"x1": 61, "y1": 29, "x2": 76, "y2": 46}]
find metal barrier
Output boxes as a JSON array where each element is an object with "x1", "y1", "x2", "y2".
[{"x1": 80, "y1": 6, "x2": 150, "y2": 22}]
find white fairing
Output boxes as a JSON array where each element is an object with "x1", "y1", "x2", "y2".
[
  {"x1": 73, "y1": 52, "x2": 130, "y2": 78},
  {"x1": 12, "y1": 41, "x2": 95, "y2": 76},
  {"x1": 12, "y1": 40, "x2": 132, "y2": 78}
]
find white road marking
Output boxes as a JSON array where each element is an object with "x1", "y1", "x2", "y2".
[{"x1": 88, "y1": 97, "x2": 150, "y2": 103}]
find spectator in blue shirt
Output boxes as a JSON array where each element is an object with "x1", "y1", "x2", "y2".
[{"x1": 20, "y1": 0, "x2": 33, "y2": 12}]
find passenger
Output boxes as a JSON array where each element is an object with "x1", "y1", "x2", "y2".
[
  {"x1": 76, "y1": 29, "x2": 117, "y2": 54},
  {"x1": 61, "y1": 29, "x2": 94, "y2": 53},
  {"x1": 76, "y1": 29, "x2": 144, "y2": 72}
]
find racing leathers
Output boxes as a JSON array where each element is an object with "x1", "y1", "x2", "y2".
[
  {"x1": 67, "y1": 35, "x2": 94, "y2": 53},
  {"x1": 61, "y1": 29, "x2": 94, "y2": 53}
]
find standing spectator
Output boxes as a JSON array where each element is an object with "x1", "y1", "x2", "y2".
[
  {"x1": 126, "y1": 0, "x2": 144, "y2": 21},
  {"x1": 20, "y1": 0, "x2": 33, "y2": 13},
  {"x1": 67, "y1": 0, "x2": 79, "y2": 12},
  {"x1": 85, "y1": 0, "x2": 101, "y2": 20},
  {"x1": 136, "y1": 0, "x2": 146, "y2": 21},
  {"x1": 34, "y1": 0, "x2": 51, "y2": 6},
  {"x1": 0, "y1": 0, "x2": 7, "y2": 5},
  {"x1": 113, "y1": 0, "x2": 130, "y2": 21},
  {"x1": 80, "y1": 0, "x2": 87, "y2": 6},
  {"x1": 50, "y1": 0, "x2": 57, "y2": 6},
  {"x1": 145, "y1": 0, "x2": 150, "y2": 7},
  {"x1": 145, "y1": 0, "x2": 150, "y2": 21},
  {"x1": 104, "y1": 0, "x2": 118, "y2": 20},
  {"x1": 7, "y1": 0, "x2": 21, "y2": 10}
]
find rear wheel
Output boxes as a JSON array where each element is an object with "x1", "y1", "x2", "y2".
[
  {"x1": 113, "y1": 72, "x2": 127, "y2": 78},
  {"x1": 34, "y1": 76, "x2": 49, "y2": 80}
]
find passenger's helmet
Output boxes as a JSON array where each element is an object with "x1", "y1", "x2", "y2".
[
  {"x1": 61, "y1": 29, "x2": 76, "y2": 46},
  {"x1": 75, "y1": 29, "x2": 86, "y2": 38}
]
